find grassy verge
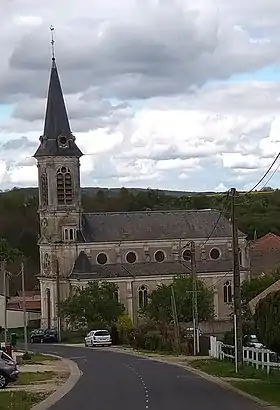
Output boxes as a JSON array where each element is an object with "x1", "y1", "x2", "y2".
[
  {"x1": 14, "y1": 371, "x2": 55, "y2": 386},
  {"x1": 23, "y1": 353, "x2": 59, "y2": 364},
  {"x1": 0, "y1": 391, "x2": 49, "y2": 410},
  {"x1": 190, "y1": 359, "x2": 280, "y2": 407}
]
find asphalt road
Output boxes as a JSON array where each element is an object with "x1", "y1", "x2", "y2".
[{"x1": 30, "y1": 344, "x2": 265, "y2": 410}]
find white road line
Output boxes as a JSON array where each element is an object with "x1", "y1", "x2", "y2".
[{"x1": 125, "y1": 363, "x2": 150, "y2": 409}]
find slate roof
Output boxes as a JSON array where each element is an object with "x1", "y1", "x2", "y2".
[
  {"x1": 34, "y1": 58, "x2": 83, "y2": 158},
  {"x1": 71, "y1": 254, "x2": 240, "y2": 280},
  {"x1": 81, "y1": 210, "x2": 245, "y2": 243}
]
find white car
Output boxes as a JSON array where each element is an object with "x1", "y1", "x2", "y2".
[{"x1": 84, "y1": 330, "x2": 112, "y2": 347}]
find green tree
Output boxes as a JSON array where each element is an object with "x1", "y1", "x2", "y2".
[
  {"x1": 0, "y1": 238, "x2": 22, "y2": 263},
  {"x1": 143, "y1": 276, "x2": 214, "y2": 323},
  {"x1": 61, "y1": 281, "x2": 125, "y2": 330},
  {"x1": 254, "y1": 290, "x2": 280, "y2": 354}
]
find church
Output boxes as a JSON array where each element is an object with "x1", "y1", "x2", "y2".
[{"x1": 34, "y1": 55, "x2": 250, "y2": 329}]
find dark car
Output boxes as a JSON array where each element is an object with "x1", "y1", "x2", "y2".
[
  {"x1": 30, "y1": 328, "x2": 58, "y2": 343},
  {"x1": 0, "y1": 350, "x2": 19, "y2": 389}
]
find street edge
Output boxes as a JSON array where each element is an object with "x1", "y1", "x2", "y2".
[
  {"x1": 101, "y1": 346, "x2": 279, "y2": 410},
  {"x1": 30, "y1": 353, "x2": 82, "y2": 410}
]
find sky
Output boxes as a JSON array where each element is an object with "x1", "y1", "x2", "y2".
[{"x1": 1, "y1": 0, "x2": 280, "y2": 192}]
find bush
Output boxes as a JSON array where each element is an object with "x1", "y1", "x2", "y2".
[{"x1": 254, "y1": 290, "x2": 280, "y2": 354}]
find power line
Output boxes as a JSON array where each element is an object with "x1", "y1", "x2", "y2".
[
  {"x1": 200, "y1": 190, "x2": 230, "y2": 248},
  {"x1": 259, "y1": 161, "x2": 280, "y2": 191},
  {"x1": 241, "y1": 152, "x2": 280, "y2": 196}
]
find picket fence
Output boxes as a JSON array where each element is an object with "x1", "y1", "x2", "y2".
[{"x1": 209, "y1": 336, "x2": 280, "y2": 374}]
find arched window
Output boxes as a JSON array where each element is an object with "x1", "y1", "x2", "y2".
[
  {"x1": 238, "y1": 248, "x2": 242, "y2": 266},
  {"x1": 46, "y1": 288, "x2": 51, "y2": 329},
  {"x1": 41, "y1": 172, "x2": 48, "y2": 206},
  {"x1": 138, "y1": 285, "x2": 148, "y2": 309},
  {"x1": 57, "y1": 166, "x2": 73, "y2": 205},
  {"x1": 223, "y1": 281, "x2": 232, "y2": 303}
]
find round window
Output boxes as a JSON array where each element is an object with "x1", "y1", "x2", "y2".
[
  {"x1": 59, "y1": 136, "x2": 67, "y2": 146},
  {"x1": 60, "y1": 166, "x2": 67, "y2": 174},
  {"x1": 96, "y1": 253, "x2": 108, "y2": 265},
  {"x1": 154, "y1": 250, "x2": 165, "y2": 262},
  {"x1": 210, "y1": 248, "x2": 220, "y2": 260},
  {"x1": 126, "y1": 251, "x2": 137, "y2": 263},
  {"x1": 182, "y1": 249, "x2": 191, "y2": 262}
]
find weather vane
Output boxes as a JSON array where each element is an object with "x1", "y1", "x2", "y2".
[{"x1": 50, "y1": 25, "x2": 55, "y2": 61}]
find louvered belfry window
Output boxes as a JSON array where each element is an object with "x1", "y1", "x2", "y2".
[
  {"x1": 57, "y1": 166, "x2": 73, "y2": 205},
  {"x1": 41, "y1": 172, "x2": 48, "y2": 206}
]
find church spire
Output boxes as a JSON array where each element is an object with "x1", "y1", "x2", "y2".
[{"x1": 34, "y1": 27, "x2": 83, "y2": 158}]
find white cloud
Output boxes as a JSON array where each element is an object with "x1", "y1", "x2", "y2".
[{"x1": 1, "y1": 1, "x2": 280, "y2": 191}]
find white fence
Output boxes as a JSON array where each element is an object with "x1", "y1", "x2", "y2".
[{"x1": 209, "y1": 336, "x2": 280, "y2": 374}]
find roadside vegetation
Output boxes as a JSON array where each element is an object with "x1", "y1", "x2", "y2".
[
  {"x1": 0, "y1": 392, "x2": 49, "y2": 410},
  {"x1": 190, "y1": 359, "x2": 280, "y2": 407}
]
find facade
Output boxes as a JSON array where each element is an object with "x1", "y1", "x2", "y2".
[
  {"x1": 250, "y1": 232, "x2": 280, "y2": 278},
  {"x1": 34, "y1": 56, "x2": 250, "y2": 329}
]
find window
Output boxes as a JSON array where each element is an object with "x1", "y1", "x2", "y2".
[
  {"x1": 57, "y1": 166, "x2": 73, "y2": 205},
  {"x1": 238, "y1": 248, "x2": 242, "y2": 266},
  {"x1": 63, "y1": 228, "x2": 75, "y2": 241},
  {"x1": 41, "y1": 172, "x2": 48, "y2": 206},
  {"x1": 126, "y1": 251, "x2": 137, "y2": 264},
  {"x1": 223, "y1": 281, "x2": 232, "y2": 303},
  {"x1": 154, "y1": 250, "x2": 165, "y2": 262},
  {"x1": 138, "y1": 285, "x2": 148, "y2": 309},
  {"x1": 182, "y1": 249, "x2": 191, "y2": 262},
  {"x1": 210, "y1": 248, "x2": 221, "y2": 260},
  {"x1": 97, "y1": 253, "x2": 108, "y2": 265}
]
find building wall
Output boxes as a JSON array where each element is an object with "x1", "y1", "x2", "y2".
[{"x1": 0, "y1": 296, "x2": 40, "y2": 329}]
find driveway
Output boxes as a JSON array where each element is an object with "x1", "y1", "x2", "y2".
[{"x1": 29, "y1": 344, "x2": 265, "y2": 410}]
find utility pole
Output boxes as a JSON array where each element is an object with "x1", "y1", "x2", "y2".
[
  {"x1": 170, "y1": 285, "x2": 180, "y2": 353},
  {"x1": 2, "y1": 261, "x2": 7, "y2": 345},
  {"x1": 56, "y1": 259, "x2": 61, "y2": 342},
  {"x1": 230, "y1": 188, "x2": 243, "y2": 371},
  {"x1": 190, "y1": 241, "x2": 199, "y2": 355},
  {"x1": 21, "y1": 262, "x2": 28, "y2": 353}
]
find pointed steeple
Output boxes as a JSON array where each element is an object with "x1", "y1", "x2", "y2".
[
  {"x1": 43, "y1": 58, "x2": 72, "y2": 140},
  {"x1": 34, "y1": 28, "x2": 83, "y2": 158}
]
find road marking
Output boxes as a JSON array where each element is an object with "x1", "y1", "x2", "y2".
[{"x1": 125, "y1": 364, "x2": 149, "y2": 409}]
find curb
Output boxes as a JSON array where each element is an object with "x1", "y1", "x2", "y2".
[
  {"x1": 101, "y1": 347, "x2": 279, "y2": 410},
  {"x1": 29, "y1": 353, "x2": 82, "y2": 410}
]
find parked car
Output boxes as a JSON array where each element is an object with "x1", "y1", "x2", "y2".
[
  {"x1": 85, "y1": 330, "x2": 112, "y2": 347},
  {"x1": 0, "y1": 350, "x2": 19, "y2": 389},
  {"x1": 244, "y1": 334, "x2": 264, "y2": 349},
  {"x1": 30, "y1": 328, "x2": 58, "y2": 344}
]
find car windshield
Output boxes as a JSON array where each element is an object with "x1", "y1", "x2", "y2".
[
  {"x1": 1, "y1": 350, "x2": 13, "y2": 362},
  {"x1": 95, "y1": 331, "x2": 109, "y2": 336}
]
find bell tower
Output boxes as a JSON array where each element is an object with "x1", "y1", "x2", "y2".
[{"x1": 33, "y1": 28, "x2": 83, "y2": 280}]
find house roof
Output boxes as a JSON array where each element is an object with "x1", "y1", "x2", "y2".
[
  {"x1": 71, "y1": 253, "x2": 240, "y2": 280},
  {"x1": 81, "y1": 209, "x2": 244, "y2": 243},
  {"x1": 34, "y1": 58, "x2": 83, "y2": 158},
  {"x1": 249, "y1": 278, "x2": 280, "y2": 314},
  {"x1": 251, "y1": 232, "x2": 280, "y2": 251}
]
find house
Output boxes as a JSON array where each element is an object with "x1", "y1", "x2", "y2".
[
  {"x1": 249, "y1": 278, "x2": 280, "y2": 314},
  {"x1": 250, "y1": 232, "x2": 280, "y2": 278},
  {"x1": 33, "y1": 54, "x2": 250, "y2": 329}
]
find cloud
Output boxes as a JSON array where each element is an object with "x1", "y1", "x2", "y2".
[{"x1": 1, "y1": 1, "x2": 280, "y2": 191}]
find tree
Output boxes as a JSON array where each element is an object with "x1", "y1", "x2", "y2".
[
  {"x1": 142, "y1": 276, "x2": 214, "y2": 323},
  {"x1": 254, "y1": 290, "x2": 280, "y2": 354},
  {"x1": 61, "y1": 281, "x2": 125, "y2": 330},
  {"x1": 0, "y1": 238, "x2": 22, "y2": 263}
]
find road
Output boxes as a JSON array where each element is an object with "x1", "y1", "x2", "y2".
[{"x1": 30, "y1": 344, "x2": 265, "y2": 410}]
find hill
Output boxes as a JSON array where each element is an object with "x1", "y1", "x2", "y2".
[{"x1": 0, "y1": 186, "x2": 279, "y2": 292}]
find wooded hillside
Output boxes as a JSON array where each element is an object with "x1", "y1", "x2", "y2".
[{"x1": 1, "y1": 187, "x2": 279, "y2": 291}]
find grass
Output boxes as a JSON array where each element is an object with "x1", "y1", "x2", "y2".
[
  {"x1": 0, "y1": 391, "x2": 49, "y2": 410},
  {"x1": 14, "y1": 371, "x2": 55, "y2": 386},
  {"x1": 231, "y1": 381, "x2": 280, "y2": 407},
  {"x1": 190, "y1": 359, "x2": 280, "y2": 407},
  {"x1": 22, "y1": 353, "x2": 58, "y2": 364}
]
